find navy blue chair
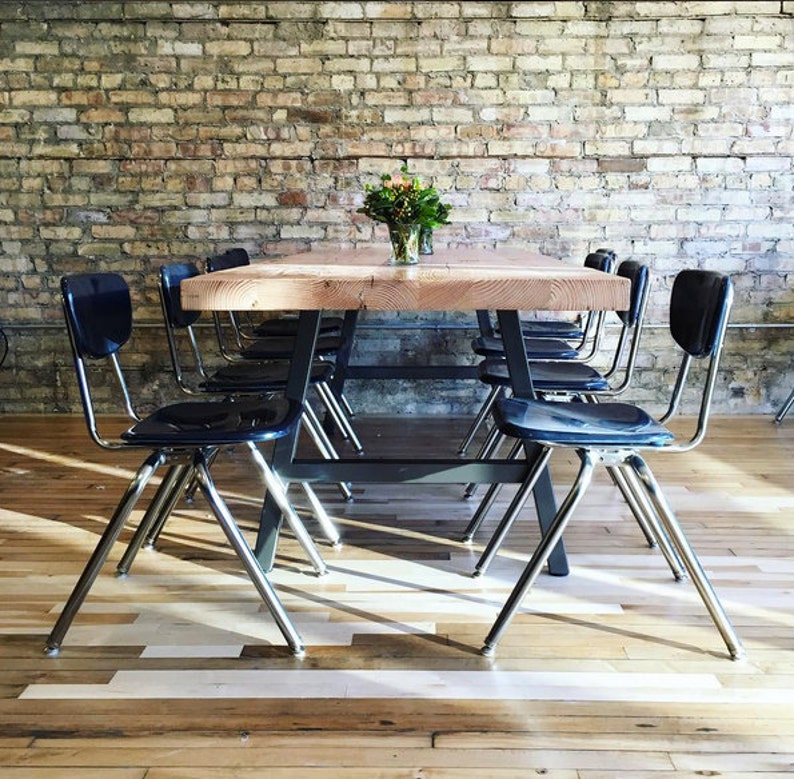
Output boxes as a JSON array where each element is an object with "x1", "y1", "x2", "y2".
[
  {"x1": 458, "y1": 250, "x2": 618, "y2": 456},
  {"x1": 515, "y1": 248, "x2": 617, "y2": 341},
  {"x1": 470, "y1": 250, "x2": 618, "y2": 362},
  {"x1": 206, "y1": 249, "x2": 362, "y2": 453},
  {"x1": 205, "y1": 248, "x2": 346, "y2": 362},
  {"x1": 462, "y1": 260, "x2": 654, "y2": 534},
  {"x1": 48, "y1": 272, "x2": 311, "y2": 657},
  {"x1": 159, "y1": 261, "x2": 354, "y2": 504},
  {"x1": 204, "y1": 247, "x2": 343, "y2": 339},
  {"x1": 478, "y1": 269, "x2": 744, "y2": 661},
  {"x1": 158, "y1": 261, "x2": 346, "y2": 540},
  {"x1": 478, "y1": 260, "x2": 649, "y2": 401}
]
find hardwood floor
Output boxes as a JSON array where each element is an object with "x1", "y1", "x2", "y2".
[{"x1": 0, "y1": 413, "x2": 792, "y2": 778}]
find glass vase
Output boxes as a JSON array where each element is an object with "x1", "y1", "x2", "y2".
[
  {"x1": 388, "y1": 222, "x2": 421, "y2": 265},
  {"x1": 419, "y1": 226, "x2": 433, "y2": 255}
]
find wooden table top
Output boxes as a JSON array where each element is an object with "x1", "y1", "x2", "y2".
[{"x1": 180, "y1": 245, "x2": 630, "y2": 313}]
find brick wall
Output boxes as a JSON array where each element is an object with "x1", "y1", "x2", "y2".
[{"x1": 0, "y1": 1, "x2": 792, "y2": 416}]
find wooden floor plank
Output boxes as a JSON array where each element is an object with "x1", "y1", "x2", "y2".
[{"x1": 0, "y1": 414, "x2": 792, "y2": 776}]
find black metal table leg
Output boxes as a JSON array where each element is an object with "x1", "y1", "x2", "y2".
[
  {"x1": 496, "y1": 310, "x2": 568, "y2": 576},
  {"x1": 253, "y1": 307, "x2": 568, "y2": 578},
  {"x1": 254, "y1": 310, "x2": 322, "y2": 569}
]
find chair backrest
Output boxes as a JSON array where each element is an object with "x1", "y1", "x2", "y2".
[
  {"x1": 206, "y1": 247, "x2": 250, "y2": 273},
  {"x1": 594, "y1": 247, "x2": 617, "y2": 263},
  {"x1": 60, "y1": 273, "x2": 137, "y2": 447},
  {"x1": 159, "y1": 263, "x2": 208, "y2": 393},
  {"x1": 205, "y1": 248, "x2": 254, "y2": 354},
  {"x1": 602, "y1": 260, "x2": 651, "y2": 390},
  {"x1": 576, "y1": 250, "x2": 617, "y2": 358},
  {"x1": 584, "y1": 250, "x2": 616, "y2": 274},
  {"x1": 616, "y1": 260, "x2": 650, "y2": 328},
  {"x1": 670, "y1": 270, "x2": 733, "y2": 359},
  {"x1": 662, "y1": 269, "x2": 733, "y2": 446},
  {"x1": 61, "y1": 273, "x2": 132, "y2": 359},
  {"x1": 160, "y1": 262, "x2": 202, "y2": 329}
]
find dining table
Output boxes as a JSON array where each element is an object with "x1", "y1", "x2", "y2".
[{"x1": 180, "y1": 245, "x2": 631, "y2": 575}]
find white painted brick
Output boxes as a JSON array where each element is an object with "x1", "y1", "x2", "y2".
[
  {"x1": 657, "y1": 89, "x2": 706, "y2": 105},
  {"x1": 652, "y1": 54, "x2": 700, "y2": 70},
  {"x1": 624, "y1": 106, "x2": 672, "y2": 122},
  {"x1": 632, "y1": 140, "x2": 682, "y2": 156},
  {"x1": 752, "y1": 51, "x2": 794, "y2": 67},
  {"x1": 696, "y1": 158, "x2": 745, "y2": 174},
  {"x1": 745, "y1": 157, "x2": 792, "y2": 172}
]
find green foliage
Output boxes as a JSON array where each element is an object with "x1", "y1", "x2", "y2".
[{"x1": 357, "y1": 165, "x2": 452, "y2": 228}]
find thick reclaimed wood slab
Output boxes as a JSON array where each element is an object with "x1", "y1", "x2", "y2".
[{"x1": 180, "y1": 245, "x2": 630, "y2": 313}]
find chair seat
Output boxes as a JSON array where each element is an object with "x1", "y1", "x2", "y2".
[
  {"x1": 253, "y1": 316, "x2": 343, "y2": 338},
  {"x1": 203, "y1": 361, "x2": 334, "y2": 394},
  {"x1": 518, "y1": 319, "x2": 584, "y2": 340},
  {"x1": 122, "y1": 397, "x2": 301, "y2": 447},
  {"x1": 471, "y1": 335, "x2": 579, "y2": 360},
  {"x1": 494, "y1": 396, "x2": 675, "y2": 448},
  {"x1": 478, "y1": 358, "x2": 610, "y2": 393},
  {"x1": 240, "y1": 334, "x2": 343, "y2": 360}
]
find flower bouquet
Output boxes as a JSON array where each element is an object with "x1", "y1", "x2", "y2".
[{"x1": 357, "y1": 165, "x2": 452, "y2": 264}]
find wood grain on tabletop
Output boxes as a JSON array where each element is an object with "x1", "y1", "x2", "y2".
[{"x1": 179, "y1": 246, "x2": 631, "y2": 313}]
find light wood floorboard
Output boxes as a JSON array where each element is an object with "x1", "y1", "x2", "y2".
[{"x1": 0, "y1": 413, "x2": 792, "y2": 777}]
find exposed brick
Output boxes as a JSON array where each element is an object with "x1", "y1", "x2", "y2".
[
  {"x1": 0, "y1": 0, "x2": 790, "y2": 415},
  {"x1": 128, "y1": 108, "x2": 176, "y2": 123}
]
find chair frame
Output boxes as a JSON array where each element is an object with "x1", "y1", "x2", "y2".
[
  {"x1": 461, "y1": 259, "x2": 651, "y2": 512},
  {"x1": 159, "y1": 261, "x2": 356, "y2": 501},
  {"x1": 478, "y1": 270, "x2": 744, "y2": 661},
  {"x1": 205, "y1": 249, "x2": 362, "y2": 453},
  {"x1": 774, "y1": 386, "x2": 794, "y2": 423},
  {"x1": 459, "y1": 250, "x2": 618, "y2": 456},
  {"x1": 48, "y1": 273, "x2": 312, "y2": 657}
]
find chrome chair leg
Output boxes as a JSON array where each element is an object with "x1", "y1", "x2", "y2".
[
  {"x1": 302, "y1": 404, "x2": 354, "y2": 502},
  {"x1": 315, "y1": 381, "x2": 364, "y2": 454},
  {"x1": 628, "y1": 454, "x2": 744, "y2": 660},
  {"x1": 458, "y1": 385, "x2": 502, "y2": 456},
  {"x1": 143, "y1": 463, "x2": 197, "y2": 550},
  {"x1": 246, "y1": 442, "x2": 328, "y2": 576},
  {"x1": 117, "y1": 462, "x2": 193, "y2": 576},
  {"x1": 473, "y1": 447, "x2": 552, "y2": 576},
  {"x1": 464, "y1": 425, "x2": 506, "y2": 498},
  {"x1": 461, "y1": 438, "x2": 522, "y2": 542},
  {"x1": 614, "y1": 464, "x2": 685, "y2": 580},
  {"x1": 192, "y1": 453, "x2": 305, "y2": 657},
  {"x1": 46, "y1": 452, "x2": 166, "y2": 655},
  {"x1": 774, "y1": 386, "x2": 794, "y2": 424},
  {"x1": 338, "y1": 390, "x2": 356, "y2": 419},
  {"x1": 300, "y1": 482, "x2": 342, "y2": 547},
  {"x1": 482, "y1": 451, "x2": 596, "y2": 656},
  {"x1": 462, "y1": 482, "x2": 503, "y2": 543},
  {"x1": 606, "y1": 464, "x2": 657, "y2": 547},
  {"x1": 184, "y1": 448, "x2": 220, "y2": 504}
]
